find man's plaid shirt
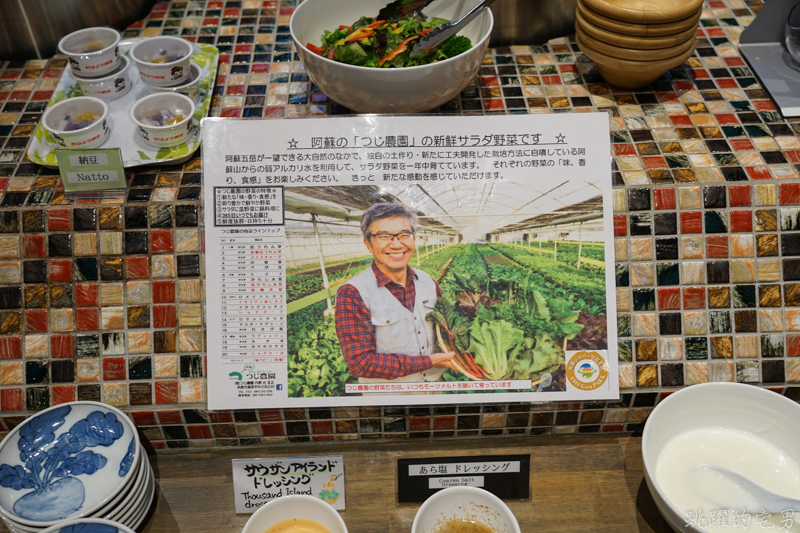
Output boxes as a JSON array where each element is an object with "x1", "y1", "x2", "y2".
[{"x1": 334, "y1": 262, "x2": 442, "y2": 379}]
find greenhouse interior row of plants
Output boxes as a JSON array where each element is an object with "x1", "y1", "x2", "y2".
[{"x1": 281, "y1": 181, "x2": 609, "y2": 398}]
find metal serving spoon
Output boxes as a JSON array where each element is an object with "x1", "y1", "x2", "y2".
[
  {"x1": 409, "y1": 0, "x2": 498, "y2": 59},
  {"x1": 698, "y1": 464, "x2": 800, "y2": 512}
]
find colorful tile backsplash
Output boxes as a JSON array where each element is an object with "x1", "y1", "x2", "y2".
[{"x1": 0, "y1": 0, "x2": 799, "y2": 450}]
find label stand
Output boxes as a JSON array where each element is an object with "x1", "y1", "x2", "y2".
[{"x1": 55, "y1": 148, "x2": 130, "y2": 200}]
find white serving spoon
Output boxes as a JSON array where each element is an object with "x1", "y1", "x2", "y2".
[{"x1": 698, "y1": 464, "x2": 800, "y2": 512}]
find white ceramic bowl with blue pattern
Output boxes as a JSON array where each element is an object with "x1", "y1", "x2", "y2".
[
  {"x1": 0, "y1": 402, "x2": 140, "y2": 528},
  {"x1": 99, "y1": 446, "x2": 149, "y2": 522},
  {"x1": 39, "y1": 518, "x2": 136, "y2": 533},
  {"x1": 1, "y1": 445, "x2": 153, "y2": 533}
]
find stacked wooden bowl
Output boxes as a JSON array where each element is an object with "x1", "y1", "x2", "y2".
[{"x1": 575, "y1": 0, "x2": 703, "y2": 88}]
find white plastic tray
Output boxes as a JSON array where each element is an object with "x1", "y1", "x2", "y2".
[{"x1": 27, "y1": 38, "x2": 219, "y2": 168}]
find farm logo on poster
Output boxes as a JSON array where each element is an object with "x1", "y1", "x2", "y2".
[{"x1": 566, "y1": 351, "x2": 609, "y2": 391}]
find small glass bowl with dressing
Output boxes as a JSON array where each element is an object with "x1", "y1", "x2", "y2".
[
  {"x1": 412, "y1": 486, "x2": 520, "y2": 533},
  {"x1": 241, "y1": 495, "x2": 347, "y2": 533}
]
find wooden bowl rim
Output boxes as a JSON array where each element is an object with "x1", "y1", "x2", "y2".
[
  {"x1": 575, "y1": 9, "x2": 698, "y2": 49},
  {"x1": 581, "y1": 0, "x2": 704, "y2": 24},
  {"x1": 576, "y1": 31, "x2": 696, "y2": 69},
  {"x1": 577, "y1": 0, "x2": 702, "y2": 37},
  {"x1": 575, "y1": 25, "x2": 697, "y2": 61}
]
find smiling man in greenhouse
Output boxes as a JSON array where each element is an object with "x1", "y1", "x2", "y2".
[{"x1": 335, "y1": 203, "x2": 457, "y2": 384}]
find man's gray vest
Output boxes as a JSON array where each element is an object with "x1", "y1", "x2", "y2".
[{"x1": 346, "y1": 266, "x2": 444, "y2": 383}]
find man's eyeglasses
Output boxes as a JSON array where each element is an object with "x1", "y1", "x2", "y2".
[{"x1": 370, "y1": 231, "x2": 415, "y2": 244}]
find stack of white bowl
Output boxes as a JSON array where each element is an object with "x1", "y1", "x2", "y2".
[
  {"x1": 58, "y1": 28, "x2": 132, "y2": 102},
  {"x1": 0, "y1": 402, "x2": 154, "y2": 533},
  {"x1": 575, "y1": 0, "x2": 703, "y2": 88}
]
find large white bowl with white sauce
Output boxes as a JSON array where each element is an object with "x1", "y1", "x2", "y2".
[{"x1": 642, "y1": 383, "x2": 800, "y2": 533}]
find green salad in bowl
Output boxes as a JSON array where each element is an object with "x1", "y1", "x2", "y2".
[
  {"x1": 289, "y1": 0, "x2": 493, "y2": 113},
  {"x1": 305, "y1": 15, "x2": 472, "y2": 68}
]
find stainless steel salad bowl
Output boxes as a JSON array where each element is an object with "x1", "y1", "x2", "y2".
[{"x1": 290, "y1": 0, "x2": 493, "y2": 113}]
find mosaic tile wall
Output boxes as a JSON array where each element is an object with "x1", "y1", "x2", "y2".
[{"x1": 0, "y1": 0, "x2": 799, "y2": 450}]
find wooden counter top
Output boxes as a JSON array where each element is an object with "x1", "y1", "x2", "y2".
[{"x1": 131, "y1": 435, "x2": 674, "y2": 533}]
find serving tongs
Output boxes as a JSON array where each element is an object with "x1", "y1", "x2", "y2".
[
  {"x1": 377, "y1": 0, "x2": 438, "y2": 22},
  {"x1": 352, "y1": 0, "x2": 436, "y2": 28},
  {"x1": 409, "y1": 0, "x2": 498, "y2": 59}
]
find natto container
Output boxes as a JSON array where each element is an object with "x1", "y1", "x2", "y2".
[
  {"x1": 57, "y1": 27, "x2": 121, "y2": 77},
  {"x1": 130, "y1": 93, "x2": 195, "y2": 148},
  {"x1": 129, "y1": 36, "x2": 193, "y2": 87},
  {"x1": 71, "y1": 55, "x2": 132, "y2": 101},
  {"x1": 41, "y1": 96, "x2": 110, "y2": 149},
  {"x1": 144, "y1": 62, "x2": 202, "y2": 102}
]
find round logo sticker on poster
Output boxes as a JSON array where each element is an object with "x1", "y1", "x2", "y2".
[{"x1": 566, "y1": 351, "x2": 609, "y2": 391}]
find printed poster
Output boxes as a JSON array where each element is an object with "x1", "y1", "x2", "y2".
[{"x1": 202, "y1": 113, "x2": 617, "y2": 409}]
